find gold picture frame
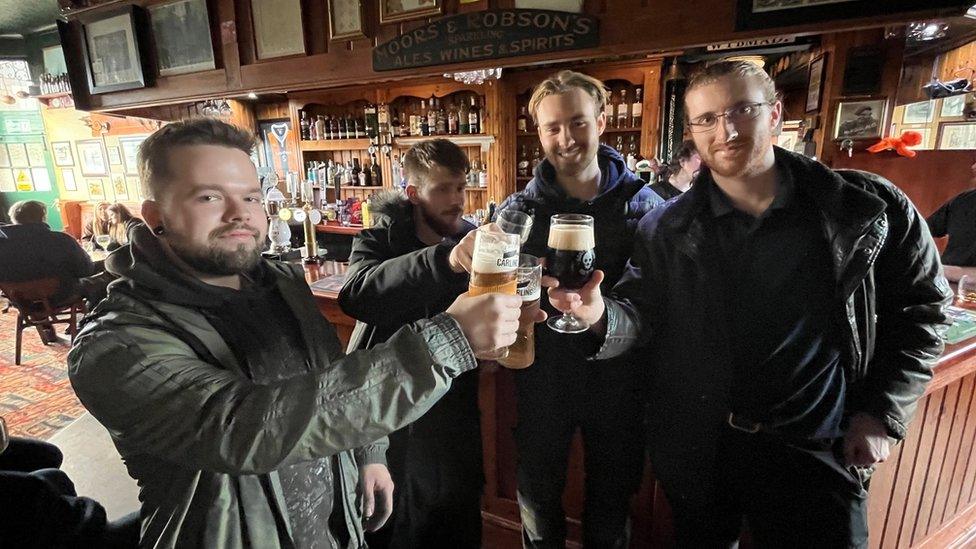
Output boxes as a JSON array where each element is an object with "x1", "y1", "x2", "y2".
[{"x1": 380, "y1": 0, "x2": 443, "y2": 24}]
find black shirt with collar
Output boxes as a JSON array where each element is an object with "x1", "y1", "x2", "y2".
[
  {"x1": 927, "y1": 189, "x2": 976, "y2": 266},
  {"x1": 704, "y1": 165, "x2": 845, "y2": 440}
]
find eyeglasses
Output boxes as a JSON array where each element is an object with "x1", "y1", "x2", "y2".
[{"x1": 686, "y1": 102, "x2": 772, "y2": 133}]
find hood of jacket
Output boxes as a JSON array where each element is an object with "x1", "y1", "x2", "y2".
[
  {"x1": 366, "y1": 189, "x2": 475, "y2": 253},
  {"x1": 104, "y1": 223, "x2": 275, "y2": 310},
  {"x1": 523, "y1": 144, "x2": 654, "y2": 207}
]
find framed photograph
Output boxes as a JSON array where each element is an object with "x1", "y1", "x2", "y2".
[
  {"x1": 0, "y1": 144, "x2": 9, "y2": 168},
  {"x1": 735, "y1": 0, "x2": 971, "y2": 31},
  {"x1": 150, "y1": 0, "x2": 216, "y2": 76},
  {"x1": 942, "y1": 95, "x2": 967, "y2": 118},
  {"x1": 118, "y1": 136, "x2": 145, "y2": 175},
  {"x1": 0, "y1": 169, "x2": 13, "y2": 192},
  {"x1": 842, "y1": 46, "x2": 883, "y2": 96},
  {"x1": 77, "y1": 139, "x2": 109, "y2": 176},
  {"x1": 107, "y1": 146, "x2": 123, "y2": 165},
  {"x1": 806, "y1": 54, "x2": 826, "y2": 113},
  {"x1": 328, "y1": 0, "x2": 365, "y2": 41},
  {"x1": 251, "y1": 0, "x2": 306, "y2": 60},
  {"x1": 26, "y1": 143, "x2": 46, "y2": 167},
  {"x1": 6, "y1": 143, "x2": 29, "y2": 167},
  {"x1": 515, "y1": 0, "x2": 582, "y2": 11},
  {"x1": 79, "y1": 5, "x2": 153, "y2": 94},
  {"x1": 61, "y1": 168, "x2": 78, "y2": 191},
  {"x1": 87, "y1": 178, "x2": 106, "y2": 201},
  {"x1": 31, "y1": 167, "x2": 52, "y2": 192},
  {"x1": 833, "y1": 99, "x2": 886, "y2": 140},
  {"x1": 903, "y1": 100, "x2": 934, "y2": 124},
  {"x1": 938, "y1": 122, "x2": 976, "y2": 150},
  {"x1": 51, "y1": 141, "x2": 74, "y2": 166},
  {"x1": 380, "y1": 0, "x2": 442, "y2": 24},
  {"x1": 111, "y1": 174, "x2": 129, "y2": 201}
]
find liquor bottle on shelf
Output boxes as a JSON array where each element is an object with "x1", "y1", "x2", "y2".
[
  {"x1": 427, "y1": 96, "x2": 438, "y2": 135},
  {"x1": 363, "y1": 157, "x2": 373, "y2": 186},
  {"x1": 354, "y1": 114, "x2": 364, "y2": 139},
  {"x1": 338, "y1": 115, "x2": 348, "y2": 139},
  {"x1": 478, "y1": 156, "x2": 488, "y2": 188},
  {"x1": 370, "y1": 152, "x2": 383, "y2": 187},
  {"x1": 421, "y1": 100, "x2": 431, "y2": 136},
  {"x1": 448, "y1": 102, "x2": 459, "y2": 135},
  {"x1": 300, "y1": 111, "x2": 310, "y2": 141},
  {"x1": 321, "y1": 116, "x2": 331, "y2": 140},
  {"x1": 435, "y1": 98, "x2": 447, "y2": 135},
  {"x1": 330, "y1": 116, "x2": 340, "y2": 140},
  {"x1": 459, "y1": 98, "x2": 470, "y2": 135},
  {"x1": 343, "y1": 161, "x2": 354, "y2": 186},
  {"x1": 352, "y1": 158, "x2": 362, "y2": 186},
  {"x1": 615, "y1": 135, "x2": 624, "y2": 154},
  {"x1": 468, "y1": 159, "x2": 479, "y2": 187},
  {"x1": 392, "y1": 154, "x2": 404, "y2": 189},
  {"x1": 364, "y1": 103, "x2": 377, "y2": 138},
  {"x1": 617, "y1": 89, "x2": 629, "y2": 129},
  {"x1": 391, "y1": 108, "x2": 403, "y2": 137},
  {"x1": 517, "y1": 105, "x2": 529, "y2": 133},
  {"x1": 468, "y1": 96, "x2": 480, "y2": 134},
  {"x1": 631, "y1": 87, "x2": 643, "y2": 128},
  {"x1": 531, "y1": 146, "x2": 543, "y2": 173},
  {"x1": 315, "y1": 115, "x2": 326, "y2": 141},
  {"x1": 518, "y1": 145, "x2": 530, "y2": 177},
  {"x1": 626, "y1": 137, "x2": 638, "y2": 172},
  {"x1": 607, "y1": 90, "x2": 617, "y2": 129},
  {"x1": 326, "y1": 160, "x2": 337, "y2": 189},
  {"x1": 410, "y1": 102, "x2": 420, "y2": 136},
  {"x1": 378, "y1": 103, "x2": 389, "y2": 137}
]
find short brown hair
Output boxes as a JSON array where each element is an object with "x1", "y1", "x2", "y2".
[
  {"x1": 403, "y1": 138, "x2": 470, "y2": 187},
  {"x1": 9, "y1": 200, "x2": 46, "y2": 224},
  {"x1": 685, "y1": 60, "x2": 777, "y2": 107},
  {"x1": 138, "y1": 118, "x2": 255, "y2": 200},
  {"x1": 528, "y1": 70, "x2": 608, "y2": 123}
]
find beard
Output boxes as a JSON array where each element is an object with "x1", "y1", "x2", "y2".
[
  {"x1": 167, "y1": 224, "x2": 263, "y2": 276},
  {"x1": 419, "y1": 202, "x2": 463, "y2": 237},
  {"x1": 702, "y1": 133, "x2": 770, "y2": 179}
]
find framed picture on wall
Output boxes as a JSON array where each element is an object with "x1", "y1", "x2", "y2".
[
  {"x1": 902, "y1": 100, "x2": 934, "y2": 124},
  {"x1": 31, "y1": 167, "x2": 52, "y2": 192},
  {"x1": 6, "y1": 143, "x2": 29, "y2": 167},
  {"x1": 937, "y1": 122, "x2": 976, "y2": 150},
  {"x1": 380, "y1": 0, "x2": 442, "y2": 24},
  {"x1": 77, "y1": 139, "x2": 109, "y2": 176},
  {"x1": 251, "y1": 0, "x2": 305, "y2": 60},
  {"x1": 79, "y1": 5, "x2": 153, "y2": 94},
  {"x1": 150, "y1": 0, "x2": 216, "y2": 76},
  {"x1": 61, "y1": 168, "x2": 78, "y2": 191},
  {"x1": 51, "y1": 141, "x2": 74, "y2": 166},
  {"x1": 735, "y1": 0, "x2": 970, "y2": 31},
  {"x1": 118, "y1": 136, "x2": 145, "y2": 175},
  {"x1": 805, "y1": 54, "x2": 826, "y2": 113},
  {"x1": 87, "y1": 178, "x2": 106, "y2": 201},
  {"x1": 111, "y1": 174, "x2": 129, "y2": 201},
  {"x1": 26, "y1": 143, "x2": 46, "y2": 167},
  {"x1": 0, "y1": 144, "x2": 10, "y2": 168},
  {"x1": 328, "y1": 0, "x2": 366, "y2": 41},
  {"x1": 107, "y1": 146, "x2": 123, "y2": 165},
  {"x1": 0, "y1": 169, "x2": 14, "y2": 192},
  {"x1": 833, "y1": 99, "x2": 886, "y2": 140},
  {"x1": 942, "y1": 94, "x2": 967, "y2": 118}
]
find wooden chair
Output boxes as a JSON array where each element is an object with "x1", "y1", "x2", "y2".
[{"x1": 0, "y1": 278, "x2": 85, "y2": 365}]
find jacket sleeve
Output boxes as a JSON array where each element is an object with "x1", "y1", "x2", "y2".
[
  {"x1": 593, "y1": 213, "x2": 661, "y2": 360},
  {"x1": 62, "y1": 236, "x2": 96, "y2": 279},
  {"x1": 338, "y1": 228, "x2": 468, "y2": 325},
  {"x1": 354, "y1": 437, "x2": 389, "y2": 468},
  {"x1": 856, "y1": 181, "x2": 952, "y2": 439},
  {"x1": 926, "y1": 199, "x2": 949, "y2": 238},
  {"x1": 68, "y1": 311, "x2": 475, "y2": 475}
]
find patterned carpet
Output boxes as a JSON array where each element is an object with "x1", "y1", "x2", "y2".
[{"x1": 0, "y1": 298, "x2": 86, "y2": 439}]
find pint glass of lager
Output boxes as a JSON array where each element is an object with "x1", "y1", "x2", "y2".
[
  {"x1": 470, "y1": 225, "x2": 521, "y2": 359},
  {"x1": 546, "y1": 214, "x2": 595, "y2": 334},
  {"x1": 499, "y1": 254, "x2": 542, "y2": 369}
]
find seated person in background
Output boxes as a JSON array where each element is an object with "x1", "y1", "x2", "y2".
[
  {"x1": 928, "y1": 160, "x2": 976, "y2": 281},
  {"x1": 0, "y1": 417, "x2": 139, "y2": 549},
  {"x1": 102, "y1": 203, "x2": 144, "y2": 250},
  {"x1": 81, "y1": 202, "x2": 110, "y2": 243},
  {"x1": 0, "y1": 201, "x2": 95, "y2": 325},
  {"x1": 650, "y1": 140, "x2": 701, "y2": 201}
]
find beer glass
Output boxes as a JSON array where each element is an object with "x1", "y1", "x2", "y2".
[
  {"x1": 546, "y1": 214, "x2": 596, "y2": 334},
  {"x1": 497, "y1": 209, "x2": 533, "y2": 244},
  {"x1": 469, "y1": 226, "x2": 521, "y2": 359},
  {"x1": 959, "y1": 275, "x2": 976, "y2": 304},
  {"x1": 499, "y1": 254, "x2": 542, "y2": 369}
]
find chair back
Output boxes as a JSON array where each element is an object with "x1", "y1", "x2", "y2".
[{"x1": 0, "y1": 277, "x2": 66, "y2": 318}]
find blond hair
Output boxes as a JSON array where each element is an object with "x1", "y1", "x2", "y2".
[
  {"x1": 685, "y1": 60, "x2": 777, "y2": 105},
  {"x1": 528, "y1": 70, "x2": 609, "y2": 123}
]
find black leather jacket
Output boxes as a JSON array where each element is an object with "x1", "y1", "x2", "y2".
[{"x1": 596, "y1": 148, "x2": 951, "y2": 496}]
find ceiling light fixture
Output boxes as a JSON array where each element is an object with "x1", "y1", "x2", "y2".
[
  {"x1": 247, "y1": 92, "x2": 258, "y2": 100},
  {"x1": 907, "y1": 21, "x2": 949, "y2": 42},
  {"x1": 444, "y1": 68, "x2": 502, "y2": 85}
]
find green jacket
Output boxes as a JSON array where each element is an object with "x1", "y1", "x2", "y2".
[{"x1": 67, "y1": 227, "x2": 476, "y2": 548}]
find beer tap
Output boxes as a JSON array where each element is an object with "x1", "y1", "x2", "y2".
[{"x1": 840, "y1": 138, "x2": 854, "y2": 158}]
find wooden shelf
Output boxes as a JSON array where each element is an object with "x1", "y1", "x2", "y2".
[
  {"x1": 465, "y1": 187, "x2": 488, "y2": 191},
  {"x1": 516, "y1": 176, "x2": 532, "y2": 182},
  {"x1": 338, "y1": 185, "x2": 384, "y2": 189},
  {"x1": 394, "y1": 134, "x2": 495, "y2": 152},
  {"x1": 300, "y1": 138, "x2": 371, "y2": 151}
]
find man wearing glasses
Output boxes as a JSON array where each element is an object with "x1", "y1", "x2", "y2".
[{"x1": 549, "y1": 60, "x2": 950, "y2": 546}]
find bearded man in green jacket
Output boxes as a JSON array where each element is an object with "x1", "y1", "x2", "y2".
[{"x1": 68, "y1": 118, "x2": 529, "y2": 549}]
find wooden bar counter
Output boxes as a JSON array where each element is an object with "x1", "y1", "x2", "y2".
[{"x1": 302, "y1": 258, "x2": 976, "y2": 548}]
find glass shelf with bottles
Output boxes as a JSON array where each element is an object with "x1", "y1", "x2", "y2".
[
  {"x1": 387, "y1": 91, "x2": 487, "y2": 139},
  {"x1": 514, "y1": 81, "x2": 644, "y2": 136},
  {"x1": 299, "y1": 100, "x2": 379, "y2": 143},
  {"x1": 305, "y1": 151, "x2": 387, "y2": 192}
]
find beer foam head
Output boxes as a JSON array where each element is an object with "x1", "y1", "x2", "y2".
[{"x1": 547, "y1": 224, "x2": 595, "y2": 251}]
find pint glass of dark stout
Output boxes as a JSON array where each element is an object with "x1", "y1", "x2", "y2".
[
  {"x1": 546, "y1": 214, "x2": 595, "y2": 334},
  {"x1": 469, "y1": 225, "x2": 521, "y2": 359},
  {"x1": 498, "y1": 254, "x2": 542, "y2": 369}
]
